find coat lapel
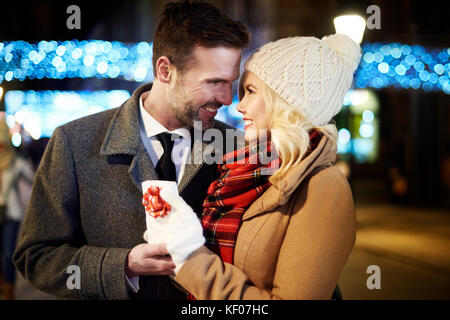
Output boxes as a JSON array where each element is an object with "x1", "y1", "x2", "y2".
[
  {"x1": 178, "y1": 128, "x2": 215, "y2": 193},
  {"x1": 128, "y1": 142, "x2": 159, "y2": 192},
  {"x1": 99, "y1": 83, "x2": 158, "y2": 193}
]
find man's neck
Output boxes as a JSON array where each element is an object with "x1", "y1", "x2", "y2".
[{"x1": 142, "y1": 81, "x2": 184, "y2": 131}]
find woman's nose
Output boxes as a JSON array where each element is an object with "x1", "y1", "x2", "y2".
[{"x1": 236, "y1": 101, "x2": 245, "y2": 114}]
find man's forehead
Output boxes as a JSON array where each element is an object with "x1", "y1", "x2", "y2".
[
  {"x1": 191, "y1": 44, "x2": 241, "y2": 56},
  {"x1": 187, "y1": 45, "x2": 241, "y2": 79}
]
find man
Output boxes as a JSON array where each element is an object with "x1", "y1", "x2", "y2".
[{"x1": 13, "y1": 1, "x2": 249, "y2": 300}]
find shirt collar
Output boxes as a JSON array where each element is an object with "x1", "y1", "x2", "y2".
[{"x1": 139, "y1": 95, "x2": 190, "y2": 140}]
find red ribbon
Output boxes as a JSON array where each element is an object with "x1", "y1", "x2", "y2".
[{"x1": 142, "y1": 186, "x2": 172, "y2": 218}]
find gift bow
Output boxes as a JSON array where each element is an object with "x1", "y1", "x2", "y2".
[{"x1": 142, "y1": 186, "x2": 172, "y2": 218}]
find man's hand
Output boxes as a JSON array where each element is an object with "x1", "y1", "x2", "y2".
[{"x1": 126, "y1": 243, "x2": 175, "y2": 277}]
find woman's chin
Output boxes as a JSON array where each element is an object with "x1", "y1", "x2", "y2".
[
  {"x1": 244, "y1": 128, "x2": 270, "y2": 144},
  {"x1": 244, "y1": 131, "x2": 257, "y2": 143},
  {"x1": 244, "y1": 135, "x2": 266, "y2": 145}
]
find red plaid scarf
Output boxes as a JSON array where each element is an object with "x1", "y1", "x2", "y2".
[{"x1": 201, "y1": 140, "x2": 280, "y2": 264}]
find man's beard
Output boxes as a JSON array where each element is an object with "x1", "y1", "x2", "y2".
[
  {"x1": 167, "y1": 77, "x2": 220, "y2": 130},
  {"x1": 167, "y1": 79, "x2": 199, "y2": 129}
]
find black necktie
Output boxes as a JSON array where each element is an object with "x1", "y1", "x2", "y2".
[{"x1": 155, "y1": 132, "x2": 177, "y2": 182}]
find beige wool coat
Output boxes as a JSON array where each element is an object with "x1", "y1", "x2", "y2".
[{"x1": 174, "y1": 135, "x2": 357, "y2": 299}]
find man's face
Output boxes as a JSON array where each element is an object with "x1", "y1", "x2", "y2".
[{"x1": 167, "y1": 45, "x2": 241, "y2": 130}]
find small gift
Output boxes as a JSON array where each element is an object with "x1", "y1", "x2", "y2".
[
  {"x1": 141, "y1": 180, "x2": 178, "y2": 245},
  {"x1": 141, "y1": 180, "x2": 205, "y2": 266},
  {"x1": 143, "y1": 186, "x2": 172, "y2": 219}
]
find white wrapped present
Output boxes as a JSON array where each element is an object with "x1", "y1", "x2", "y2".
[{"x1": 141, "y1": 180, "x2": 205, "y2": 266}]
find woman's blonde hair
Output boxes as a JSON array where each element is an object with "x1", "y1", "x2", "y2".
[{"x1": 259, "y1": 79, "x2": 338, "y2": 184}]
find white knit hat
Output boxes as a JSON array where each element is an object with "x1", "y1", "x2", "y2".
[{"x1": 244, "y1": 34, "x2": 362, "y2": 126}]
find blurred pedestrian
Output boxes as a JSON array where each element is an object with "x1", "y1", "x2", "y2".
[{"x1": 0, "y1": 121, "x2": 34, "y2": 299}]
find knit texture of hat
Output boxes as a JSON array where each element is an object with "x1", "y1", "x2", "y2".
[{"x1": 245, "y1": 34, "x2": 361, "y2": 126}]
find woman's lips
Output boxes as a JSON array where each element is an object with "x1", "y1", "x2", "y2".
[{"x1": 244, "y1": 119, "x2": 253, "y2": 130}]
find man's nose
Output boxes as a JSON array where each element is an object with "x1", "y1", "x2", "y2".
[{"x1": 217, "y1": 84, "x2": 233, "y2": 106}]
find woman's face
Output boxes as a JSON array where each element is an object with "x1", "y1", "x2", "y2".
[{"x1": 236, "y1": 72, "x2": 271, "y2": 142}]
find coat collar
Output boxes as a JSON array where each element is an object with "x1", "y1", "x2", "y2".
[
  {"x1": 99, "y1": 83, "x2": 213, "y2": 193},
  {"x1": 100, "y1": 83, "x2": 151, "y2": 157},
  {"x1": 242, "y1": 135, "x2": 337, "y2": 221}
]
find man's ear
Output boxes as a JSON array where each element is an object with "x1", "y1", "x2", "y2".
[{"x1": 156, "y1": 56, "x2": 173, "y2": 83}]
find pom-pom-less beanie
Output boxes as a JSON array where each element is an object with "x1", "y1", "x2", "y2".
[{"x1": 244, "y1": 34, "x2": 362, "y2": 126}]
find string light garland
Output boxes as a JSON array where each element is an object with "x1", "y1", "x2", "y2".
[
  {"x1": 0, "y1": 40, "x2": 153, "y2": 83},
  {"x1": 1, "y1": 40, "x2": 449, "y2": 94},
  {"x1": 1, "y1": 40, "x2": 448, "y2": 161}
]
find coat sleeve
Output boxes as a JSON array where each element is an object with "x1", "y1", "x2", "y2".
[
  {"x1": 173, "y1": 168, "x2": 357, "y2": 299},
  {"x1": 13, "y1": 126, "x2": 131, "y2": 300}
]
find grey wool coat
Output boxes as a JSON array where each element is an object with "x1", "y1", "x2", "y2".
[{"x1": 13, "y1": 83, "x2": 241, "y2": 300}]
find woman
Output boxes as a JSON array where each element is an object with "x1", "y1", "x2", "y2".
[{"x1": 162, "y1": 34, "x2": 361, "y2": 299}]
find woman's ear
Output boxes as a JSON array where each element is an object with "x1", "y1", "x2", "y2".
[{"x1": 155, "y1": 56, "x2": 173, "y2": 83}]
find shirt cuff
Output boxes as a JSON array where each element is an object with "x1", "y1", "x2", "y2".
[{"x1": 126, "y1": 275, "x2": 140, "y2": 293}]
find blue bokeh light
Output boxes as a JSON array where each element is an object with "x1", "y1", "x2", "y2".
[
  {"x1": 0, "y1": 40, "x2": 154, "y2": 83},
  {"x1": 0, "y1": 40, "x2": 448, "y2": 94},
  {"x1": 356, "y1": 42, "x2": 449, "y2": 94},
  {"x1": 4, "y1": 90, "x2": 131, "y2": 138}
]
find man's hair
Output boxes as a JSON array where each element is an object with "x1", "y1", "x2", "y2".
[{"x1": 152, "y1": 0, "x2": 250, "y2": 76}]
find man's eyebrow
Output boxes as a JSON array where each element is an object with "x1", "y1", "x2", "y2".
[
  {"x1": 205, "y1": 78, "x2": 227, "y2": 82},
  {"x1": 205, "y1": 76, "x2": 240, "y2": 82}
]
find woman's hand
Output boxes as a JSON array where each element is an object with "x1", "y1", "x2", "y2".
[{"x1": 161, "y1": 193, "x2": 205, "y2": 268}]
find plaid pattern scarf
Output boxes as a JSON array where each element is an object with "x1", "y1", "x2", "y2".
[{"x1": 201, "y1": 140, "x2": 280, "y2": 265}]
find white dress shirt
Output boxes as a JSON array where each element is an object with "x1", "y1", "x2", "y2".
[
  {"x1": 138, "y1": 96, "x2": 191, "y2": 184},
  {"x1": 126, "y1": 95, "x2": 192, "y2": 293}
]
